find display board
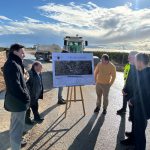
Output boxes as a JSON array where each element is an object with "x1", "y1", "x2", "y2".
[{"x1": 52, "y1": 53, "x2": 95, "y2": 87}]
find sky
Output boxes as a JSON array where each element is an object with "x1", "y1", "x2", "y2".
[{"x1": 0, "y1": 0, "x2": 150, "y2": 50}]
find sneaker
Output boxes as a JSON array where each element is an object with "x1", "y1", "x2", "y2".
[
  {"x1": 125, "y1": 132, "x2": 133, "y2": 138},
  {"x1": 120, "y1": 138, "x2": 134, "y2": 146},
  {"x1": 117, "y1": 108, "x2": 126, "y2": 115},
  {"x1": 58, "y1": 100, "x2": 66, "y2": 105},
  {"x1": 94, "y1": 107, "x2": 100, "y2": 113},
  {"x1": 103, "y1": 109, "x2": 107, "y2": 115}
]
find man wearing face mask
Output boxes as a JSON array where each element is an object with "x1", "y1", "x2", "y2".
[
  {"x1": 3, "y1": 44, "x2": 30, "y2": 150},
  {"x1": 25, "y1": 61, "x2": 44, "y2": 124},
  {"x1": 94, "y1": 54, "x2": 116, "y2": 114}
]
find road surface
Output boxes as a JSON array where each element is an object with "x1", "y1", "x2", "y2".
[{"x1": 0, "y1": 56, "x2": 150, "y2": 150}]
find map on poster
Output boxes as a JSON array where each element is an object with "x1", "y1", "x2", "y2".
[{"x1": 52, "y1": 53, "x2": 95, "y2": 87}]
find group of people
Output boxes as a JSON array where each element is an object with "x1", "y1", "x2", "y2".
[
  {"x1": 94, "y1": 52, "x2": 150, "y2": 150},
  {"x1": 3, "y1": 44, "x2": 69, "y2": 150},
  {"x1": 2, "y1": 43, "x2": 150, "y2": 150},
  {"x1": 3, "y1": 44, "x2": 44, "y2": 150}
]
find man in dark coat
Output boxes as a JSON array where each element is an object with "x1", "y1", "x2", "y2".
[
  {"x1": 117, "y1": 51, "x2": 138, "y2": 115},
  {"x1": 3, "y1": 44, "x2": 30, "y2": 150},
  {"x1": 120, "y1": 52, "x2": 138, "y2": 146},
  {"x1": 130, "y1": 53, "x2": 150, "y2": 150},
  {"x1": 25, "y1": 61, "x2": 44, "y2": 124}
]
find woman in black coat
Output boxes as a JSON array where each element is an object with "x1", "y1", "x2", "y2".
[{"x1": 25, "y1": 61, "x2": 44, "y2": 124}]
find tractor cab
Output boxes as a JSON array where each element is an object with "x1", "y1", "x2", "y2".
[{"x1": 64, "y1": 35, "x2": 88, "y2": 53}]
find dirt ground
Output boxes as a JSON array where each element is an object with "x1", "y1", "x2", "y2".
[
  {"x1": 0, "y1": 50, "x2": 34, "y2": 92},
  {"x1": 0, "y1": 51, "x2": 6, "y2": 92}
]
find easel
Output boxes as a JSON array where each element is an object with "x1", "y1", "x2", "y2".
[{"x1": 64, "y1": 86, "x2": 86, "y2": 118}]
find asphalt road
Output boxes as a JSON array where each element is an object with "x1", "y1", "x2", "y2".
[{"x1": 0, "y1": 56, "x2": 150, "y2": 150}]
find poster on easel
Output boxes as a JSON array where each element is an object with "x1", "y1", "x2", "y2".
[{"x1": 52, "y1": 53, "x2": 95, "y2": 87}]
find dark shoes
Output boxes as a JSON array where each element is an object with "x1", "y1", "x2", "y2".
[
  {"x1": 25, "y1": 118, "x2": 34, "y2": 125},
  {"x1": 21, "y1": 140, "x2": 27, "y2": 148},
  {"x1": 94, "y1": 107, "x2": 107, "y2": 114},
  {"x1": 94, "y1": 107, "x2": 100, "y2": 113},
  {"x1": 34, "y1": 117, "x2": 44, "y2": 124},
  {"x1": 125, "y1": 132, "x2": 133, "y2": 138},
  {"x1": 117, "y1": 108, "x2": 126, "y2": 115},
  {"x1": 58, "y1": 99, "x2": 66, "y2": 105},
  {"x1": 120, "y1": 138, "x2": 134, "y2": 146},
  {"x1": 26, "y1": 115, "x2": 44, "y2": 124},
  {"x1": 102, "y1": 109, "x2": 107, "y2": 115}
]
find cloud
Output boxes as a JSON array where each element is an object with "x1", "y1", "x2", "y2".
[
  {"x1": 0, "y1": 2, "x2": 150, "y2": 50},
  {"x1": 0, "y1": 16, "x2": 12, "y2": 21},
  {"x1": 37, "y1": 2, "x2": 150, "y2": 47},
  {"x1": 24, "y1": 17, "x2": 41, "y2": 23}
]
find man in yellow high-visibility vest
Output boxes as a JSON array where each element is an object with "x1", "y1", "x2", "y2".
[
  {"x1": 117, "y1": 51, "x2": 138, "y2": 115},
  {"x1": 118, "y1": 51, "x2": 138, "y2": 146}
]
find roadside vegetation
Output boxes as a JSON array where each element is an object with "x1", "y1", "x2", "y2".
[{"x1": 0, "y1": 47, "x2": 150, "y2": 92}]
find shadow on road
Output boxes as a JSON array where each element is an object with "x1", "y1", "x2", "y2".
[
  {"x1": 0, "y1": 130, "x2": 10, "y2": 150},
  {"x1": 115, "y1": 115, "x2": 134, "y2": 150},
  {"x1": 27, "y1": 112, "x2": 84, "y2": 150},
  {"x1": 25, "y1": 103, "x2": 58, "y2": 133},
  {"x1": 115, "y1": 115, "x2": 126, "y2": 150},
  {"x1": 40, "y1": 104, "x2": 58, "y2": 118},
  {"x1": 68, "y1": 113, "x2": 105, "y2": 150},
  {"x1": 0, "y1": 104, "x2": 58, "y2": 150}
]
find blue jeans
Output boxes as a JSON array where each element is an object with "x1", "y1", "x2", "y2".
[{"x1": 58, "y1": 87, "x2": 63, "y2": 101}]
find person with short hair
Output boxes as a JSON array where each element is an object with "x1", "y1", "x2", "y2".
[
  {"x1": 120, "y1": 51, "x2": 139, "y2": 146},
  {"x1": 117, "y1": 51, "x2": 138, "y2": 115},
  {"x1": 130, "y1": 53, "x2": 150, "y2": 150},
  {"x1": 25, "y1": 61, "x2": 44, "y2": 124},
  {"x1": 3, "y1": 43, "x2": 30, "y2": 150},
  {"x1": 94, "y1": 54, "x2": 116, "y2": 114}
]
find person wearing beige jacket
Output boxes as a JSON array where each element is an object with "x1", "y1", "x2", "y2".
[{"x1": 94, "y1": 54, "x2": 116, "y2": 114}]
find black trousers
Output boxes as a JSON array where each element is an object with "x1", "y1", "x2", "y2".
[
  {"x1": 122, "y1": 95, "x2": 128, "y2": 111},
  {"x1": 128, "y1": 105, "x2": 134, "y2": 139},
  {"x1": 134, "y1": 110, "x2": 147, "y2": 150},
  {"x1": 26, "y1": 101, "x2": 40, "y2": 120},
  {"x1": 129, "y1": 105, "x2": 134, "y2": 121}
]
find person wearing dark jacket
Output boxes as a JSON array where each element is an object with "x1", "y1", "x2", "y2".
[
  {"x1": 120, "y1": 52, "x2": 138, "y2": 146},
  {"x1": 117, "y1": 51, "x2": 138, "y2": 115},
  {"x1": 25, "y1": 61, "x2": 44, "y2": 124},
  {"x1": 3, "y1": 44, "x2": 30, "y2": 150},
  {"x1": 129, "y1": 53, "x2": 150, "y2": 150}
]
